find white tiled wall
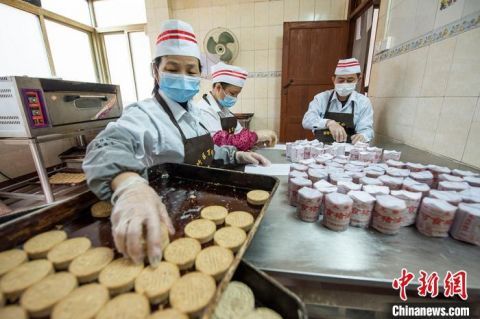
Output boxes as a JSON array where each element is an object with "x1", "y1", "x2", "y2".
[
  {"x1": 370, "y1": 0, "x2": 480, "y2": 169},
  {"x1": 145, "y1": 0, "x2": 349, "y2": 135}
]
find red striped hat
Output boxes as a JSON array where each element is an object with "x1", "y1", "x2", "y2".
[
  {"x1": 335, "y1": 58, "x2": 361, "y2": 75},
  {"x1": 155, "y1": 19, "x2": 200, "y2": 60},
  {"x1": 211, "y1": 62, "x2": 248, "y2": 88}
]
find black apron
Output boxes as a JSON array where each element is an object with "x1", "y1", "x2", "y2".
[
  {"x1": 202, "y1": 94, "x2": 238, "y2": 134},
  {"x1": 155, "y1": 92, "x2": 214, "y2": 166},
  {"x1": 314, "y1": 91, "x2": 356, "y2": 143}
]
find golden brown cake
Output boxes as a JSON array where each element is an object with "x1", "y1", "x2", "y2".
[
  {"x1": 96, "y1": 293, "x2": 150, "y2": 319},
  {"x1": 213, "y1": 281, "x2": 255, "y2": 319},
  {"x1": 47, "y1": 237, "x2": 92, "y2": 270},
  {"x1": 135, "y1": 262, "x2": 180, "y2": 304},
  {"x1": 213, "y1": 227, "x2": 247, "y2": 253},
  {"x1": 69, "y1": 247, "x2": 114, "y2": 283},
  {"x1": 0, "y1": 249, "x2": 28, "y2": 276},
  {"x1": 169, "y1": 272, "x2": 216, "y2": 316},
  {"x1": 184, "y1": 219, "x2": 216, "y2": 244},
  {"x1": 246, "y1": 190, "x2": 270, "y2": 206},
  {"x1": 23, "y1": 230, "x2": 67, "y2": 259},
  {"x1": 51, "y1": 283, "x2": 109, "y2": 319},
  {"x1": 90, "y1": 201, "x2": 113, "y2": 218},
  {"x1": 244, "y1": 307, "x2": 283, "y2": 319},
  {"x1": 195, "y1": 246, "x2": 233, "y2": 281},
  {"x1": 201, "y1": 206, "x2": 229, "y2": 225},
  {"x1": 0, "y1": 306, "x2": 28, "y2": 319},
  {"x1": 224, "y1": 211, "x2": 255, "y2": 232},
  {"x1": 98, "y1": 258, "x2": 144, "y2": 295},
  {"x1": 164, "y1": 238, "x2": 201, "y2": 270},
  {"x1": 149, "y1": 308, "x2": 188, "y2": 319},
  {"x1": 49, "y1": 173, "x2": 86, "y2": 185}
]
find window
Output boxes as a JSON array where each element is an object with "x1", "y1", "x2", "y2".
[
  {"x1": 93, "y1": 0, "x2": 146, "y2": 27},
  {"x1": 129, "y1": 32, "x2": 153, "y2": 101},
  {"x1": 0, "y1": 3, "x2": 51, "y2": 77},
  {"x1": 45, "y1": 20, "x2": 97, "y2": 82},
  {"x1": 41, "y1": 0, "x2": 91, "y2": 26}
]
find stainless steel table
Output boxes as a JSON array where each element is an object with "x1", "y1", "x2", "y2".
[{"x1": 245, "y1": 139, "x2": 480, "y2": 318}]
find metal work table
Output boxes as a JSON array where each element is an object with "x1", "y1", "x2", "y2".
[{"x1": 245, "y1": 138, "x2": 480, "y2": 318}]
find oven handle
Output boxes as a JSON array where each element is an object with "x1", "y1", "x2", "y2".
[{"x1": 64, "y1": 95, "x2": 109, "y2": 102}]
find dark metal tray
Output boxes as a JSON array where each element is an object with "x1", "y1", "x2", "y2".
[{"x1": 0, "y1": 163, "x2": 279, "y2": 318}]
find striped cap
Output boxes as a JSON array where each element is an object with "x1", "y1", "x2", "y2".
[
  {"x1": 211, "y1": 62, "x2": 248, "y2": 87},
  {"x1": 335, "y1": 58, "x2": 361, "y2": 75},
  {"x1": 155, "y1": 19, "x2": 200, "y2": 60}
]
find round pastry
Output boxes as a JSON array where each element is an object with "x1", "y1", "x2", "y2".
[
  {"x1": 23, "y1": 230, "x2": 67, "y2": 259},
  {"x1": 160, "y1": 223, "x2": 170, "y2": 251},
  {"x1": 98, "y1": 258, "x2": 144, "y2": 295},
  {"x1": 149, "y1": 308, "x2": 188, "y2": 319},
  {"x1": 51, "y1": 283, "x2": 109, "y2": 319},
  {"x1": 164, "y1": 238, "x2": 201, "y2": 270},
  {"x1": 69, "y1": 247, "x2": 114, "y2": 283},
  {"x1": 96, "y1": 293, "x2": 150, "y2": 319},
  {"x1": 213, "y1": 226, "x2": 247, "y2": 253},
  {"x1": 91, "y1": 201, "x2": 113, "y2": 218},
  {"x1": 184, "y1": 219, "x2": 216, "y2": 244},
  {"x1": 246, "y1": 190, "x2": 270, "y2": 206},
  {"x1": 201, "y1": 206, "x2": 229, "y2": 225},
  {"x1": 0, "y1": 306, "x2": 28, "y2": 319},
  {"x1": 195, "y1": 246, "x2": 233, "y2": 281},
  {"x1": 135, "y1": 262, "x2": 180, "y2": 304},
  {"x1": 213, "y1": 281, "x2": 255, "y2": 319},
  {"x1": 0, "y1": 248, "x2": 28, "y2": 276},
  {"x1": 47, "y1": 237, "x2": 92, "y2": 270},
  {"x1": 244, "y1": 307, "x2": 282, "y2": 319},
  {"x1": 169, "y1": 272, "x2": 216, "y2": 316},
  {"x1": 0, "y1": 259, "x2": 53, "y2": 301},
  {"x1": 0, "y1": 290, "x2": 4, "y2": 306},
  {"x1": 225, "y1": 211, "x2": 254, "y2": 232},
  {"x1": 20, "y1": 272, "x2": 78, "y2": 318}
]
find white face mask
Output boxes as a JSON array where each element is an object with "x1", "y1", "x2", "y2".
[{"x1": 335, "y1": 82, "x2": 357, "y2": 97}]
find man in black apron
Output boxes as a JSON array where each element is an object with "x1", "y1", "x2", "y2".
[{"x1": 302, "y1": 58, "x2": 374, "y2": 145}]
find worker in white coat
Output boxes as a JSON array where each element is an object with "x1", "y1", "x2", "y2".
[
  {"x1": 197, "y1": 62, "x2": 277, "y2": 151},
  {"x1": 302, "y1": 58, "x2": 374, "y2": 144},
  {"x1": 83, "y1": 20, "x2": 270, "y2": 267}
]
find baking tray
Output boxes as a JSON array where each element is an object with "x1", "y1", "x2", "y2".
[
  {"x1": 0, "y1": 163, "x2": 279, "y2": 318},
  {"x1": 233, "y1": 260, "x2": 308, "y2": 319}
]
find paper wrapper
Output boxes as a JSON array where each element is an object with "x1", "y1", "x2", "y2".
[
  {"x1": 359, "y1": 151, "x2": 376, "y2": 163},
  {"x1": 333, "y1": 158, "x2": 348, "y2": 165},
  {"x1": 427, "y1": 165, "x2": 451, "y2": 189},
  {"x1": 308, "y1": 168, "x2": 328, "y2": 184},
  {"x1": 288, "y1": 177, "x2": 312, "y2": 207},
  {"x1": 297, "y1": 187, "x2": 323, "y2": 222},
  {"x1": 323, "y1": 192, "x2": 353, "y2": 231},
  {"x1": 450, "y1": 203, "x2": 480, "y2": 246},
  {"x1": 365, "y1": 168, "x2": 385, "y2": 178},
  {"x1": 382, "y1": 150, "x2": 401, "y2": 162},
  {"x1": 331, "y1": 143, "x2": 346, "y2": 156},
  {"x1": 291, "y1": 145, "x2": 305, "y2": 163},
  {"x1": 290, "y1": 163, "x2": 308, "y2": 172},
  {"x1": 387, "y1": 167, "x2": 411, "y2": 178},
  {"x1": 314, "y1": 180, "x2": 338, "y2": 215},
  {"x1": 348, "y1": 171, "x2": 366, "y2": 184},
  {"x1": 459, "y1": 188, "x2": 480, "y2": 204},
  {"x1": 289, "y1": 170, "x2": 308, "y2": 183},
  {"x1": 464, "y1": 176, "x2": 480, "y2": 188},
  {"x1": 348, "y1": 191, "x2": 376, "y2": 227},
  {"x1": 429, "y1": 190, "x2": 462, "y2": 206},
  {"x1": 367, "y1": 147, "x2": 383, "y2": 163},
  {"x1": 410, "y1": 170, "x2": 434, "y2": 187},
  {"x1": 363, "y1": 185, "x2": 390, "y2": 197},
  {"x1": 438, "y1": 181, "x2": 470, "y2": 192},
  {"x1": 391, "y1": 190, "x2": 422, "y2": 226},
  {"x1": 406, "y1": 162, "x2": 427, "y2": 172},
  {"x1": 452, "y1": 169, "x2": 479, "y2": 178},
  {"x1": 416, "y1": 197, "x2": 456, "y2": 237},
  {"x1": 337, "y1": 181, "x2": 362, "y2": 194},
  {"x1": 316, "y1": 153, "x2": 334, "y2": 164},
  {"x1": 286, "y1": 142, "x2": 293, "y2": 159},
  {"x1": 402, "y1": 178, "x2": 430, "y2": 197},
  {"x1": 379, "y1": 175, "x2": 404, "y2": 190},
  {"x1": 386, "y1": 159, "x2": 405, "y2": 169},
  {"x1": 360, "y1": 176, "x2": 384, "y2": 186},
  {"x1": 329, "y1": 173, "x2": 353, "y2": 185},
  {"x1": 372, "y1": 195, "x2": 406, "y2": 235},
  {"x1": 438, "y1": 174, "x2": 464, "y2": 183}
]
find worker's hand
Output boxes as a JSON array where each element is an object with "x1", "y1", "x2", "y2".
[
  {"x1": 255, "y1": 129, "x2": 278, "y2": 147},
  {"x1": 326, "y1": 120, "x2": 347, "y2": 142},
  {"x1": 236, "y1": 151, "x2": 271, "y2": 166},
  {"x1": 351, "y1": 134, "x2": 366, "y2": 145},
  {"x1": 111, "y1": 179, "x2": 175, "y2": 266}
]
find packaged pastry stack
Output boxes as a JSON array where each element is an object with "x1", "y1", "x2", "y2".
[
  {"x1": 290, "y1": 163, "x2": 308, "y2": 173},
  {"x1": 337, "y1": 181, "x2": 362, "y2": 194},
  {"x1": 299, "y1": 158, "x2": 315, "y2": 166},
  {"x1": 386, "y1": 167, "x2": 411, "y2": 178},
  {"x1": 308, "y1": 163, "x2": 324, "y2": 170},
  {"x1": 372, "y1": 195, "x2": 406, "y2": 235},
  {"x1": 290, "y1": 145, "x2": 305, "y2": 163},
  {"x1": 429, "y1": 190, "x2": 462, "y2": 206},
  {"x1": 359, "y1": 176, "x2": 384, "y2": 186},
  {"x1": 463, "y1": 176, "x2": 480, "y2": 188},
  {"x1": 365, "y1": 166, "x2": 385, "y2": 178},
  {"x1": 344, "y1": 163, "x2": 363, "y2": 172},
  {"x1": 459, "y1": 188, "x2": 480, "y2": 204},
  {"x1": 386, "y1": 159, "x2": 405, "y2": 169},
  {"x1": 367, "y1": 146, "x2": 383, "y2": 163},
  {"x1": 323, "y1": 193, "x2": 353, "y2": 232},
  {"x1": 348, "y1": 191, "x2": 376, "y2": 228},
  {"x1": 438, "y1": 181, "x2": 470, "y2": 192},
  {"x1": 409, "y1": 170, "x2": 434, "y2": 187},
  {"x1": 382, "y1": 150, "x2": 401, "y2": 162},
  {"x1": 297, "y1": 187, "x2": 323, "y2": 222},
  {"x1": 416, "y1": 197, "x2": 457, "y2": 237},
  {"x1": 288, "y1": 170, "x2": 308, "y2": 182},
  {"x1": 329, "y1": 173, "x2": 353, "y2": 185},
  {"x1": 333, "y1": 157, "x2": 348, "y2": 165},
  {"x1": 438, "y1": 173, "x2": 464, "y2": 183},
  {"x1": 452, "y1": 169, "x2": 479, "y2": 179},
  {"x1": 349, "y1": 171, "x2": 366, "y2": 184},
  {"x1": 450, "y1": 203, "x2": 480, "y2": 246},
  {"x1": 405, "y1": 162, "x2": 426, "y2": 172},
  {"x1": 427, "y1": 165, "x2": 451, "y2": 188},
  {"x1": 316, "y1": 153, "x2": 334, "y2": 164},
  {"x1": 286, "y1": 142, "x2": 293, "y2": 160},
  {"x1": 288, "y1": 177, "x2": 312, "y2": 206},
  {"x1": 363, "y1": 185, "x2": 390, "y2": 197},
  {"x1": 402, "y1": 178, "x2": 430, "y2": 197},
  {"x1": 314, "y1": 180, "x2": 338, "y2": 215},
  {"x1": 307, "y1": 168, "x2": 328, "y2": 184},
  {"x1": 378, "y1": 175, "x2": 404, "y2": 190},
  {"x1": 390, "y1": 190, "x2": 422, "y2": 226}
]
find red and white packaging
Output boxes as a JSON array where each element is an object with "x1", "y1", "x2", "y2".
[
  {"x1": 402, "y1": 178, "x2": 430, "y2": 197},
  {"x1": 367, "y1": 147, "x2": 383, "y2": 163},
  {"x1": 303, "y1": 145, "x2": 312, "y2": 159},
  {"x1": 308, "y1": 168, "x2": 328, "y2": 184},
  {"x1": 438, "y1": 174, "x2": 464, "y2": 183},
  {"x1": 427, "y1": 165, "x2": 451, "y2": 189},
  {"x1": 391, "y1": 190, "x2": 422, "y2": 226},
  {"x1": 386, "y1": 159, "x2": 405, "y2": 169},
  {"x1": 326, "y1": 161, "x2": 344, "y2": 169},
  {"x1": 387, "y1": 167, "x2": 411, "y2": 178},
  {"x1": 314, "y1": 180, "x2": 338, "y2": 215},
  {"x1": 348, "y1": 171, "x2": 366, "y2": 184},
  {"x1": 344, "y1": 164, "x2": 363, "y2": 172},
  {"x1": 406, "y1": 162, "x2": 427, "y2": 172},
  {"x1": 416, "y1": 197, "x2": 457, "y2": 237},
  {"x1": 323, "y1": 192, "x2": 353, "y2": 231},
  {"x1": 299, "y1": 158, "x2": 316, "y2": 166},
  {"x1": 363, "y1": 184, "x2": 390, "y2": 197},
  {"x1": 330, "y1": 173, "x2": 353, "y2": 185},
  {"x1": 288, "y1": 170, "x2": 308, "y2": 182},
  {"x1": 316, "y1": 153, "x2": 334, "y2": 164},
  {"x1": 429, "y1": 190, "x2": 462, "y2": 206},
  {"x1": 410, "y1": 170, "x2": 434, "y2": 187},
  {"x1": 450, "y1": 203, "x2": 480, "y2": 246},
  {"x1": 331, "y1": 143, "x2": 346, "y2": 156},
  {"x1": 438, "y1": 181, "x2": 470, "y2": 192},
  {"x1": 348, "y1": 190, "x2": 376, "y2": 228},
  {"x1": 333, "y1": 157, "x2": 348, "y2": 165},
  {"x1": 349, "y1": 160, "x2": 369, "y2": 168},
  {"x1": 337, "y1": 181, "x2": 362, "y2": 194},
  {"x1": 288, "y1": 177, "x2": 312, "y2": 207},
  {"x1": 463, "y1": 176, "x2": 480, "y2": 188},
  {"x1": 355, "y1": 142, "x2": 369, "y2": 149},
  {"x1": 452, "y1": 169, "x2": 479, "y2": 178},
  {"x1": 286, "y1": 142, "x2": 293, "y2": 160},
  {"x1": 360, "y1": 176, "x2": 384, "y2": 186},
  {"x1": 308, "y1": 163, "x2": 324, "y2": 170},
  {"x1": 290, "y1": 163, "x2": 308, "y2": 172},
  {"x1": 459, "y1": 187, "x2": 480, "y2": 203},
  {"x1": 291, "y1": 145, "x2": 305, "y2": 162},
  {"x1": 325, "y1": 146, "x2": 337, "y2": 156},
  {"x1": 310, "y1": 146, "x2": 324, "y2": 158},
  {"x1": 372, "y1": 195, "x2": 406, "y2": 235},
  {"x1": 297, "y1": 187, "x2": 323, "y2": 222},
  {"x1": 378, "y1": 175, "x2": 404, "y2": 190},
  {"x1": 365, "y1": 167, "x2": 385, "y2": 178},
  {"x1": 359, "y1": 151, "x2": 376, "y2": 163},
  {"x1": 382, "y1": 150, "x2": 401, "y2": 162}
]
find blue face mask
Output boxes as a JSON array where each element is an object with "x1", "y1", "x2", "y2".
[
  {"x1": 218, "y1": 89, "x2": 237, "y2": 108},
  {"x1": 159, "y1": 72, "x2": 200, "y2": 103}
]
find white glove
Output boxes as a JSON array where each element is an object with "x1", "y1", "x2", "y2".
[
  {"x1": 111, "y1": 176, "x2": 175, "y2": 266},
  {"x1": 255, "y1": 129, "x2": 278, "y2": 147},
  {"x1": 235, "y1": 151, "x2": 271, "y2": 166}
]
